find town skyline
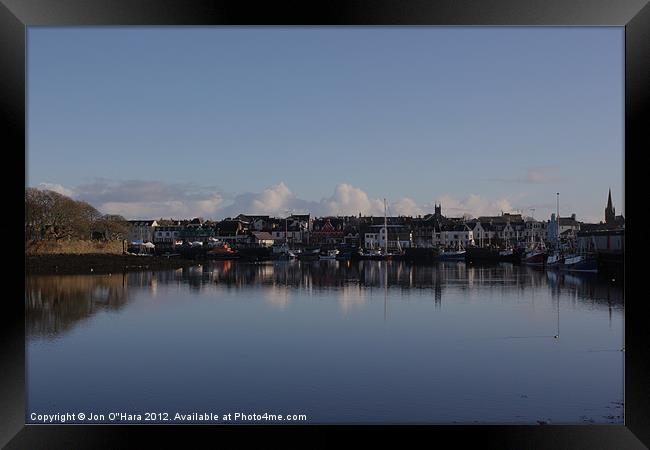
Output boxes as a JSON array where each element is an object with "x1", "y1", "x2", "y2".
[
  {"x1": 28, "y1": 27, "x2": 623, "y2": 223},
  {"x1": 31, "y1": 180, "x2": 621, "y2": 225}
]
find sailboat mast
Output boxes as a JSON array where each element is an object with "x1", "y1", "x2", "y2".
[
  {"x1": 384, "y1": 198, "x2": 388, "y2": 255},
  {"x1": 556, "y1": 192, "x2": 560, "y2": 247}
]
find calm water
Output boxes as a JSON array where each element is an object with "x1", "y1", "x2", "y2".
[{"x1": 26, "y1": 261, "x2": 624, "y2": 424}]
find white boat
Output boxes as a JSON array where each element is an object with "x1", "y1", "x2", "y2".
[
  {"x1": 546, "y1": 251, "x2": 563, "y2": 267},
  {"x1": 559, "y1": 254, "x2": 598, "y2": 273},
  {"x1": 437, "y1": 240, "x2": 466, "y2": 261},
  {"x1": 272, "y1": 242, "x2": 297, "y2": 259},
  {"x1": 320, "y1": 249, "x2": 339, "y2": 260},
  {"x1": 437, "y1": 249, "x2": 466, "y2": 261}
]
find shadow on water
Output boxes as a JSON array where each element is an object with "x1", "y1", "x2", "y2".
[{"x1": 26, "y1": 261, "x2": 622, "y2": 340}]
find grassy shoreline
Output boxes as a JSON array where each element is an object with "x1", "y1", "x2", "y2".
[{"x1": 26, "y1": 253, "x2": 200, "y2": 275}]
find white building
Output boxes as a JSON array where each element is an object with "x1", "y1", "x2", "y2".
[
  {"x1": 437, "y1": 224, "x2": 474, "y2": 248},
  {"x1": 524, "y1": 219, "x2": 547, "y2": 242},
  {"x1": 271, "y1": 230, "x2": 309, "y2": 244},
  {"x1": 471, "y1": 221, "x2": 496, "y2": 246},
  {"x1": 364, "y1": 225, "x2": 411, "y2": 251},
  {"x1": 128, "y1": 220, "x2": 159, "y2": 243},
  {"x1": 153, "y1": 223, "x2": 183, "y2": 248}
]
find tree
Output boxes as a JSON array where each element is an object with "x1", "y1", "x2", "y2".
[
  {"x1": 25, "y1": 188, "x2": 106, "y2": 241},
  {"x1": 93, "y1": 214, "x2": 130, "y2": 240}
]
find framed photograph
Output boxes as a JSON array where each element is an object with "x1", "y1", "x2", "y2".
[{"x1": 3, "y1": 0, "x2": 648, "y2": 447}]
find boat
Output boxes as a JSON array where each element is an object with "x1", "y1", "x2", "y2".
[
  {"x1": 465, "y1": 246, "x2": 500, "y2": 263},
  {"x1": 319, "y1": 249, "x2": 339, "y2": 260},
  {"x1": 206, "y1": 241, "x2": 239, "y2": 260},
  {"x1": 272, "y1": 242, "x2": 297, "y2": 260},
  {"x1": 437, "y1": 239, "x2": 466, "y2": 261},
  {"x1": 297, "y1": 247, "x2": 320, "y2": 261},
  {"x1": 403, "y1": 247, "x2": 439, "y2": 262},
  {"x1": 358, "y1": 248, "x2": 383, "y2": 260},
  {"x1": 522, "y1": 241, "x2": 547, "y2": 266},
  {"x1": 546, "y1": 193, "x2": 563, "y2": 269},
  {"x1": 559, "y1": 254, "x2": 598, "y2": 273},
  {"x1": 335, "y1": 248, "x2": 356, "y2": 260},
  {"x1": 546, "y1": 251, "x2": 563, "y2": 268},
  {"x1": 437, "y1": 248, "x2": 466, "y2": 261},
  {"x1": 373, "y1": 198, "x2": 398, "y2": 260},
  {"x1": 498, "y1": 245, "x2": 523, "y2": 263}
]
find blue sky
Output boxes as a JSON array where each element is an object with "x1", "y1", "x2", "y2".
[{"x1": 27, "y1": 27, "x2": 623, "y2": 222}]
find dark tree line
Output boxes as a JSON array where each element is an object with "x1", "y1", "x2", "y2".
[{"x1": 25, "y1": 188, "x2": 129, "y2": 241}]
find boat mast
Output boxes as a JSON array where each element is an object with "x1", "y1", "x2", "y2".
[
  {"x1": 556, "y1": 192, "x2": 560, "y2": 250},
  {"x1": 384, "y1": 198, "x2": 388, "y2": 255}
]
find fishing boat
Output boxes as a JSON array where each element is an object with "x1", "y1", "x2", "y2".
[
  {"x1": 559, "y1": 254, "x2": 598, "y2": 273},
  {"x1": 546, "y1": 193, "x2": 563, "y2": 269},
  {"x1": 498, "y1": 245, "x2": 523, "y2": 263},
  {"x1": 522, "y1": 241, "x2": 547, "y2": 266},
  {"x1": 437, "y1": 243, "x2": 466, "y2": 261},
  {"x1": 546, "y1": 250, "x2": 564, "y2": 268}
]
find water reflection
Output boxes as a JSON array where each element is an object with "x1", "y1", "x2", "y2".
[
  {"x1": 26, "y1": 274, "x2": 129, "y2": 339},
  {"x1": 27, "y1": 261, "x2": 622, "y2": 340},
  {"x1": 26, "y1": 260, "x2": 624, "y2": 424}
]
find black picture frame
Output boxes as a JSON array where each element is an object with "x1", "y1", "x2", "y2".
[{"x1": 2, "y1": 0, "x2": 648, "y2": 448}]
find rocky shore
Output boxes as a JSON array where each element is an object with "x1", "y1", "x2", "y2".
[{"x1": 26, "y1": 253, "x2": 200, "y2": 275}]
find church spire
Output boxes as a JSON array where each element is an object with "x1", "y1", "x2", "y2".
[
  {"x1": 605, "y1": 188, "x2": 615, "y2": 224},
  {"x1": 607, "y1": 188, "x2": 613, "y2": 209}
]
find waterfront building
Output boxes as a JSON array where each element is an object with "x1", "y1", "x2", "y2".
[
  {"x1": 410, "y1": 215, "x2": 444, "y2": 248},
  {"x1": 524, "y1": 219, "x2": 547, "y2": 242},
  {"x1": 271, "y1": 214, "x2": 311, "y2": 245},
  {"x1": 127, "y1": 220, "x2": 159, "y2": 243},
  {"x1": 436, "y1": 223, "x2": 474, "y2": 248},
  {"x1": 311, "y1": 217, "x2": 346, "y2": 246},
  {"x1": 364, "y1": 224, "x2": 412, "y2": 251},
  {"x1": 179, "y1": 226, "x2": 215, "y2": 244},
  {"x1": 576, "y1": 228, "x2": 624, "y2": 252},
  {"x1": 236, "y1": 214, "x2": 272, "y2": 231},
  {"x1": 153, "y1": 221, "x2": 184, "y2": 250},
  {"x1": 547, "y1": 213, "x2": 580, "y2": 242},
  {"x1": 250, "y1": 231, "x2": 276, "y2": 247},
  {"x1": 342, "y1": 226, "x2": 360, "y2": 247},
  {"x1": 214, "y1": 218, "x2": 248, "y2": 237},
  {"x1": 470, "y1": 221, "x2": 496, "y2": 247}
]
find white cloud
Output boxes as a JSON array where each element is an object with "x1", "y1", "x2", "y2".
[
  {"x1": 249, "y1": 182, "x2": 295, "y2": 214},
  {"x1": 219, "y1": 182, "x2": 387, "y2": 218},
  {"x1": 43, "y1": 179, "x2": 225, "y2": 219},
  {"x1": 33, "y1": 179, "x2": 533, "y2": 221},
  {"x1": 100, "y1": 195, "x2": 224, "y2": 219},
  {"x1": 323, "y1": 183, "x2": 385, "y2": 216},
  {"x1": 391, "y1": 197, "x2": 424, "y2": 217},
  {"x1": 436, "y1": 194, "x2": 516, "y2": 218}
]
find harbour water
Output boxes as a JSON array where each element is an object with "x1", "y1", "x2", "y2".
[{"x1": 26, "y1": 260, "x2": 623, "y2": 424}]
